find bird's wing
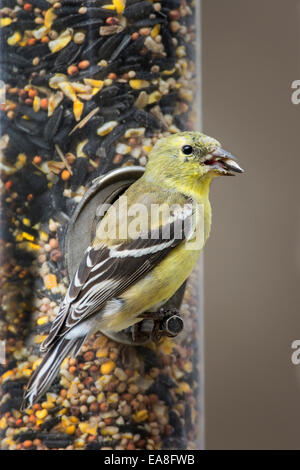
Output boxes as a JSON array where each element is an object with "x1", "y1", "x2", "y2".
[{"x1": 41, "y1": 195, "x2": 195, "y2": 352}]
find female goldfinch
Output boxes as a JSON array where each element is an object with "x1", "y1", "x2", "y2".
[{"x1": 22, "y1": 131, "x2": 243, "y2": 409}]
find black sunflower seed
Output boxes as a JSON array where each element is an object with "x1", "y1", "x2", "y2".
[
  {"x1": 101, "y1": 123, "x2": 126, "y2": 149},
  {"x1": 123, "y1": 0, "x2": 154, "y2": 20},
  {"x1": 76, "y1": 64, "x2": 102, "y2": 79},
  {"x1": 6, "y1": 128, "x2": 36, "y2": 154},
  {"x1": 54, "y1": 6, "x2": 82, "y2": 16},
  {"x1": 70, "y1": 157, "x2": 89, "y2": 191},
  {"x1": 71, "y1": 18, "x2": 105, "y2": 29},
  {"x1": 161, "y1": 24, "x2": 176, "y2": 57},
  {"x1": 109, "y1": 34, "x2": 132, "y2": 62},
  {"x1": 97, "y1": 84, "x2": 120, "y2": 103},
  {"x1": 133, "y1": 17, "x2": 167, "y2": 28},
  {"x1": 54, "y1": 42, "x2": 82, "y2": 68},
  {"x1": 16, "y1": 19, "x2": 37, "y2": 31},
  {"x1": 17, "y1": 105, "x2": 47, "y2": 122},
  {"x1": 53, "y1": 14, "x2": 84, "y2": 29},
  {"x1": 118, "y1": 62, "x2": 143, "y2": 74},
  {"x1": 14, "y1": 117, "x2": 41, "y2": 136},
  {"x1": 134, "y1": 71, "x2": 160, "y2": 80},
  {"x1": 80, "y1": 7, "x2": 117, "y2": 18},
  {"x1": 39, "y1": 417, "x2": 61, "y2": 432},
  {"x1": 42, "y1": 433, "x2": 73, "y2": 449},
  {"x1": 1, "y1": 53, "x2": 31, "y2": 68},
  {"x1": 81, "y1": 37, "x2": 105, "y2": 59},
  {"x1": 121, "y1": 36, "x2": 145, "y2": 58},
  {"x1": 44, "y1": 106, "x2": 64, "y2": 141},
  {"x1": 134, "y1": 108, "x2": 162, "y2": 129},
  {"x1": 17, "y1": 43, "x2": 49, "y2": 60},
  {"x1": 99, "y1": 108, "x2": 120, "y2": 121},
  {"x1": 30, "y1": 0, "x2": 50, "y2": 8},
  {"x1": 16, "y1": 430, "x2": 38, "y2": 442},
  {"x1": 98, "y1": 33, "x2": 125, "y2": 59},
  {"x1": 27, "y1": 134, "x2": 52, "y2": 151},
  {"x1": 162, "y1": 0, "x2": 182, "y2": 7},
  {"x1": 119, "y1": 109, "x2": 136, "y2": 122},
  {"x1": 85, "y1": 115, "x2": 105, "y2": 132}
]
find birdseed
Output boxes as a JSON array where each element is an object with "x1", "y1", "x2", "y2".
[{"x1": 0, "y1": 0, "x2": 203, "y2": 450}]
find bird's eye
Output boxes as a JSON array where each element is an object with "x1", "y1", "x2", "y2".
[{"x1": 182, "y1": 145, "x2": 193, "y2": 155}]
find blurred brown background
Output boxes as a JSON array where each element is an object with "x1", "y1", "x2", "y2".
[{"x1": 202, "y1": 0, "x2": 300, "y2": 449}]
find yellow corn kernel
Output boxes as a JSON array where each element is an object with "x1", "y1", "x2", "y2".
[
  {"x1": 78, "y1": 422, "x2": 97, "y2": 435},
  {"x1": 70, "y1": 82, "x2": 92, "y2": 93},
  {"x1": 44, "y1": 8, "x2": 57, "y2": 29},
  {"x1": 74, "y1": 438, "x2": 85, "y2": 448},
  {"x1": 33, "y1": 358, "x2": 42, "y2": 370},
  {"x1": 78, "y1": 422, "x2": 88, "y2": 433},
  {"x1": 28, "y1": 242, "x2": 40, "y2": 251},
  {"x1": 148, "y1": 91, "x2": 162, "y2": 104},
  {"x1": 113, "y1": 0, "x2": 125, "y2": 14},
  {"x1": 1, "y1": 370, "x2": 13, "y2": 381},
  {"x1": 178, "y1": 382, "x2": 191, "y2": 394},
  {"x1": 73, "y1": 100, "x2": 84, "y2": 122},
  {"x1": 69, "y1": 416, "x2": 79, "y2": 424},
  {"x1": 44, "y1": 273, "x2": 58, "y2": 290},
  {"x1": 151, "y1": 24, "x2": 160, "y2": 38},
  {"x1": 22, "y1": 232, "x2": 34, "y2": 242},
  {"x1": 96, "y1": 348, "x2": 108, "y2": 358},
  {"x1": 1, "y1": 18, "x2": 12, "y2": 27},
  {"x1": 76, "y1": 139, "x2": 88, "y2": 158},
  {"x1": 22, "y1": 368, "x2": 32, "y2": 377},
  {"x1": 176, "y1": 46, "x2": 186, "y2": 58},
  {"x1": 7, "y1": 31, "x2": 22, "y2": 46},
  {"x1": 129, "y1": 79, "x2": 150, "y2": 90},
  {"x1": 37, "y1": 316, "x2": 49, "y2": 326},
  {"x1": 100, "y1": 360, "x2": 116, "y2": 375},
  {"x1": 39, "y1": 231, "x2": 49, "y2": 241},
  {"x1": 36, "y1": 409, "x2": 48, "y2": 420},
  {"x1": 91, "y1": 87, "x2": 102, "y2": 96},
  {"x1": 102, "y1": 4, "x2": 116, "y2": 10},
  {"x1": 162, "y1": 68, "x2": 176, "y2": 76},
  {"x1": 58, "y1": 82, "x2": 77, "y2": 102},
  {"x1": 97, "y1": 121, "x2": 118, "y2": 136},
  {"x1": 66, "y1": 425, "x2": 76, "y2": 435},
  {"x1": 0, "y1": 417, "x2": 7, "y2": 430},
  {"x1": 49, "y1": 74, "x2": 68, "y2": 89},
  {"x1": 41, "y1": 401, "x2": 55, "y2": 410},
  {"x1": 83, "y1": 79, "x2": 104, "y2": 89},
  {"x1": 49, "y1": 28, "x2": 72, "y2": 53},
  {"x1": 33, "y1": 26, "x2": 48, "y2": 40},
  {"x1": 133, "y1": 409, "x2": 148, "y2": 423},
  {"x1": 34, "y1": 335, "x2": 47, "y2": 344},
  {"x1": 101, "y1": 426, "x2": 119, "y2": 436},
  {"x1": 33, "y1": 96, "x2": 40, "y2": 112}
]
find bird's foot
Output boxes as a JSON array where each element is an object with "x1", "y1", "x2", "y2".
[{"x1": 135, "y1": 308, "x2": 184, "y2": 343}]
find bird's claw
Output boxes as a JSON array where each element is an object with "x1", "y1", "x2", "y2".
[{"x1": 132, "y1": 308, "x2": 184, "y2": 343}]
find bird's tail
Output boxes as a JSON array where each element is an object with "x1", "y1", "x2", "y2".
[{"x1": 21, "y1": 336, "x2": 85, "y2": 410}]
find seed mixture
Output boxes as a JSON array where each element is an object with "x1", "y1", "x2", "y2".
[{"x1": 0, "y1": 0, "x2": 203, "y2": 450}]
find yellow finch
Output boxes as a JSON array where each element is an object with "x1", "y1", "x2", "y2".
[{"x1": 22, "y1": 131, "x2": 243, "y2": 408}]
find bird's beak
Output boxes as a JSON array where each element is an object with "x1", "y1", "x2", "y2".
[{"x1": 204, "y1": 148, "x2": 244, "y2": 175}]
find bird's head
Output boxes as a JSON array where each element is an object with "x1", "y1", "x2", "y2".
[{"x1": 146, "y1": 132, "x2": 243, "y2": 193}]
